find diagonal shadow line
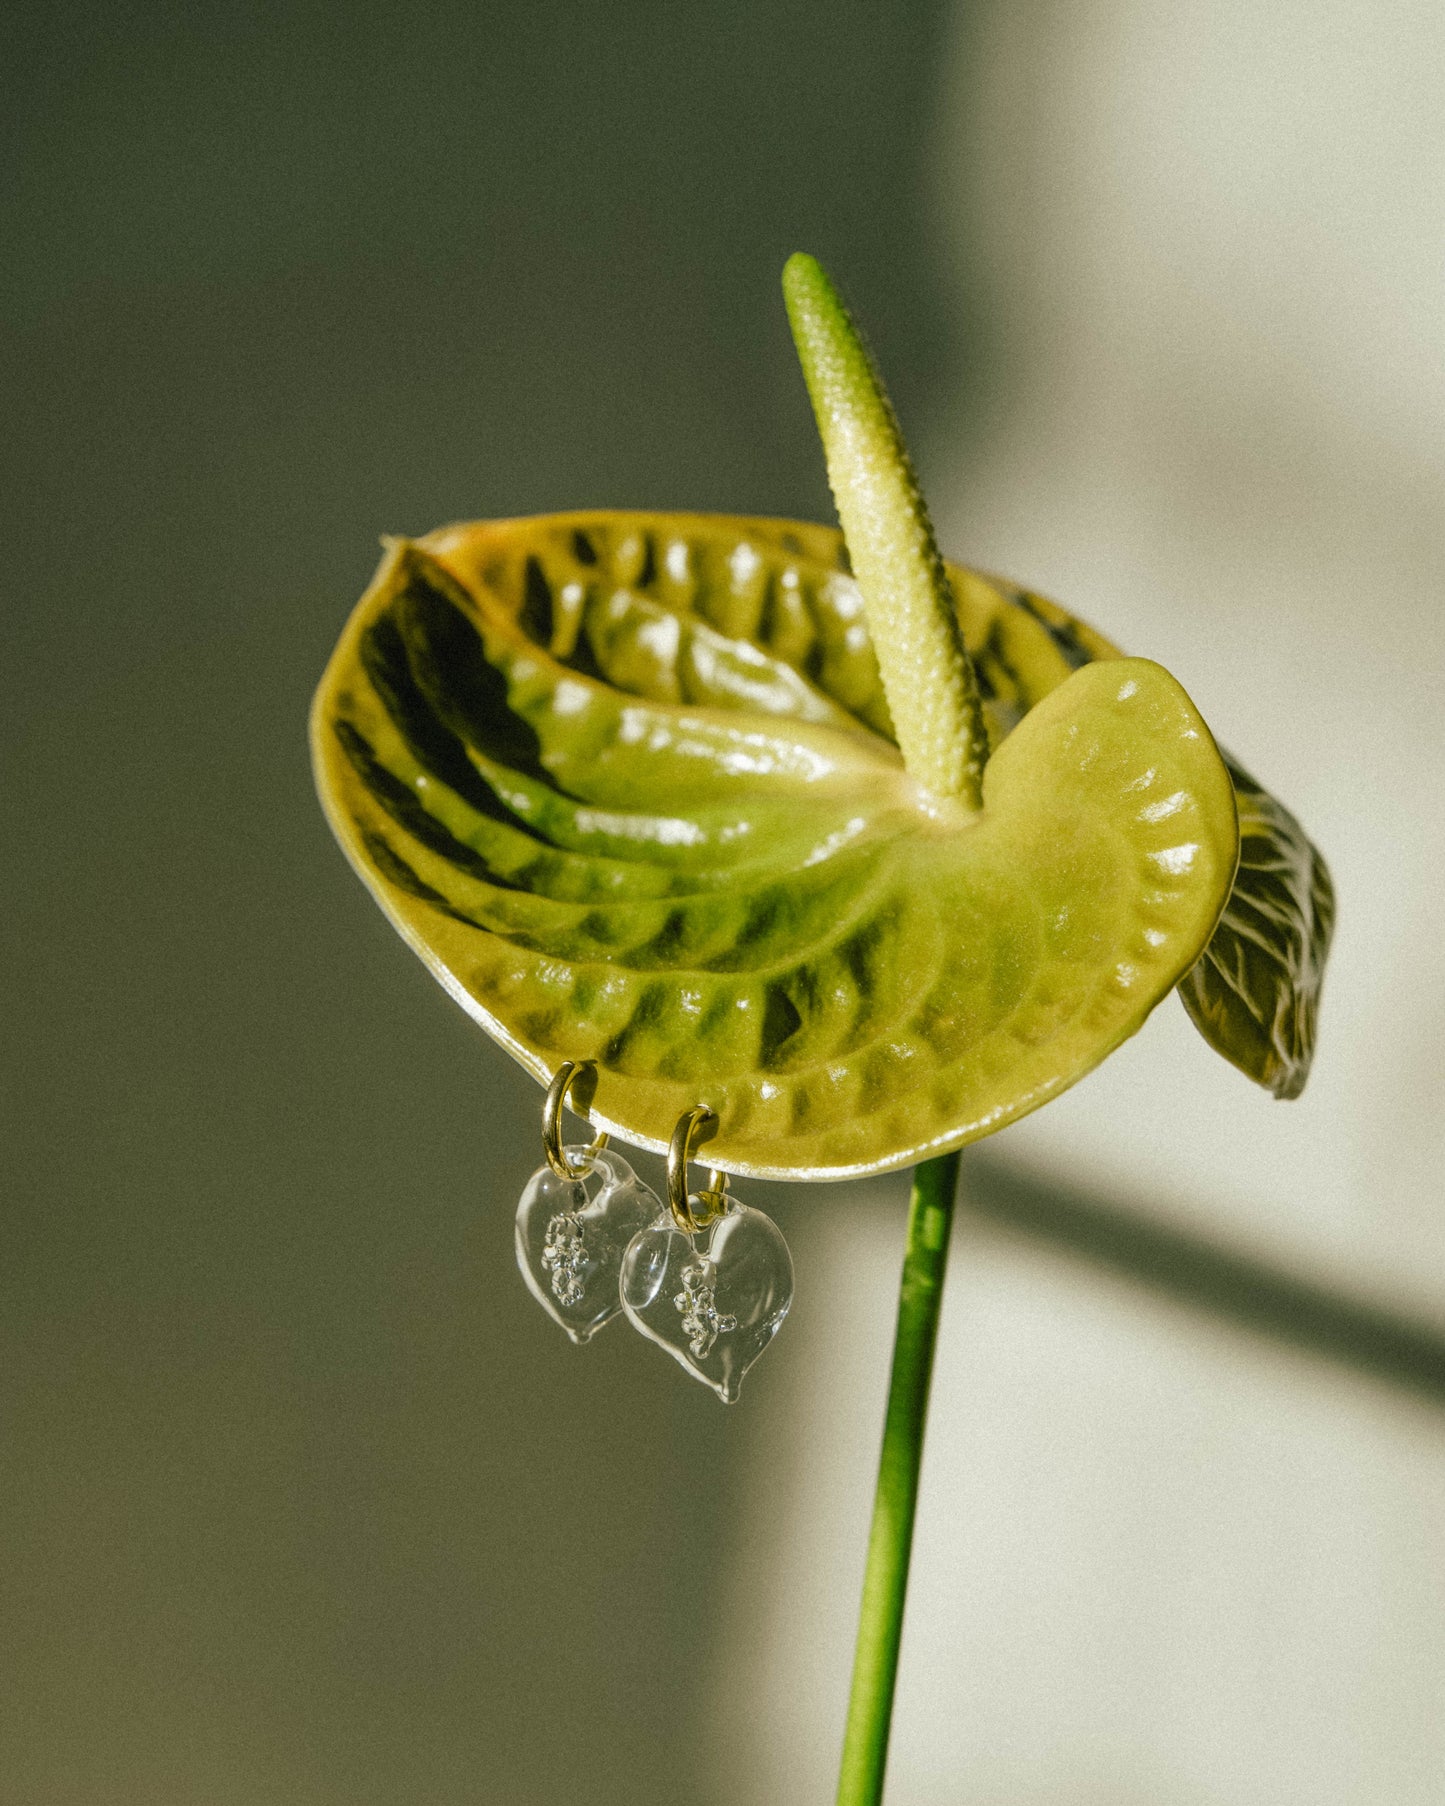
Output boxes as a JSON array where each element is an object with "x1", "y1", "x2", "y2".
[{"x1": 965, "y1": 1158, "x2": 1445, "y2": 1407}]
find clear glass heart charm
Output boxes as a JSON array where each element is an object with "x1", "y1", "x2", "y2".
[
  {"x1": 620, "y1": 1202, "x2": 794, "y2": 1402},
  {"x1": 514, "y1": 1148, "x2": 665, "y2": 1344}
]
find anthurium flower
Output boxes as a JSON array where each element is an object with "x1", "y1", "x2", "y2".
[{"x1": 311, "y1": 258, "x2": 1330, "y2": 1178}]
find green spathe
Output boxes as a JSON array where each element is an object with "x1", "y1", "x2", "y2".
[{"x1": 311, "y1": 516, "x2": 1239, "y2": 1176}]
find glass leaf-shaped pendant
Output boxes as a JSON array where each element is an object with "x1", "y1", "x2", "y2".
[
  {"x1": 515, "y1": 1149, "x2": 663, "y2": 1344},
  {"x1": 620, "y1": 1203, "x2": 794, "y2": 1402}
]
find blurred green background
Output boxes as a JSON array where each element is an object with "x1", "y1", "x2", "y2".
[
  {"x1": 3, "y1": 5, "x2": 957, "y2": 1802},
  {"x1": 7, "y1": 4, "x2": 1445, "y2": 1804}
]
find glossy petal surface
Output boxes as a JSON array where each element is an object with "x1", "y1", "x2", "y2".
[
  {"x1": 313, "y1": 513, "x2": 1246, "y2": 1177},
  {"x1": 957, "y1": 578, "x2": 1336, "y2": 1103}
]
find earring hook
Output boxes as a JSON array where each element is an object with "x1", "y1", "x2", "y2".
[
  {"x1": 666, "y1": 1105, "x2": 731, "y2": 1234},
  {"x1": 542, "y1": 1061, "x2": 609, "y2": 1180}
]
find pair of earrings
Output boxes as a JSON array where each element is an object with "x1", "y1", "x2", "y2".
[{"x1": 514, "y1": 1063, "x2": 794, "y2": 1402}]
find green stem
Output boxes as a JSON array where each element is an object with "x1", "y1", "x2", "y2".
[
  {"x1": 837, "y1": 1151, "x2": 961, "y2": 1806},
  {"x1": 782, "y1": 254, "x2": 974, "y2": 1802}
]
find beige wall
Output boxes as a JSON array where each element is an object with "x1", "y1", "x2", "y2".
[
  {"x1": 718, "y1": 5, "x2": 1445, "y2": 1799},
  {"x1": 927, "y1": 0, "x2": 1445, "y2": 1293}
]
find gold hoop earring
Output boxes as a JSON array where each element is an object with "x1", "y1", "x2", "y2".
[
  {"x1": 516, "y1": 1061, "x2": 663, "y2": 1344},
  {"x1": 620, "y1": 1101, "x2": 794, "y2": 1402},
  {"x1": 666, "y1": 1104, "x2": 731, "y2": 1234},
  {"x1": 541, "y1": 1060, "x2": 609, "y2": 1179}
]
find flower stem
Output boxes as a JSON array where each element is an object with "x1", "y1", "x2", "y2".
[
  {"x1": 836, "y1": 1151, "x2": 961, "y2": 1806},
  {"x1": 782, "y1": 254, "x2": 974, "y2": 1801}
]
